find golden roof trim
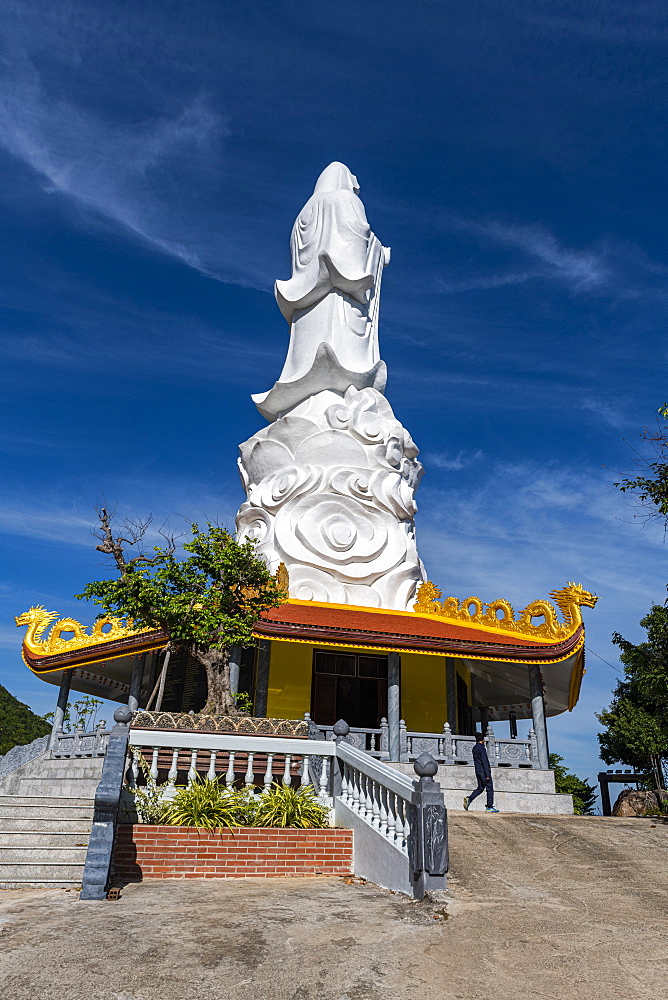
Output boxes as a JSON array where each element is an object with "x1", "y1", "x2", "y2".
[{"x1": 413, "y1": 581, "x2": 598, "y2": 641}]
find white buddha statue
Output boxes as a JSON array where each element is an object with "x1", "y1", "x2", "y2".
[{"x1": 252, "y1": 162, "x2": 390, "y2": 422}]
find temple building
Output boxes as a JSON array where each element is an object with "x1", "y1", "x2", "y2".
[{"x1": 15, "y1": 162, "x2": 597, "y2": 796}]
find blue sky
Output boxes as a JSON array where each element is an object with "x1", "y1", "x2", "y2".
[{"x1": 0, "y1": 1, "x2": 665, "y2": 796}]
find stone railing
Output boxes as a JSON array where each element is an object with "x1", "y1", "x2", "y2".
[
  {"x1": 81, "y1": 719, "x2": 448, "y2": 900},
  {"x1": 310, "y1": 719, "x2": 539, "y2": 769},
  {"x1": 0, "y1": 735, "x2": 50, "y2": 781},
  {"x1": 51, "y1": 722, "x2": 111, "y2": 759},
  {"x1": 127, "y1": 727, "x2": 335, "y2": 801},
  {"x1": 402, "y1": 724, "x2": 538, "y2": 769},
  {"x1": 310, "y1": 716, "x2": 385, "y2": 759}
]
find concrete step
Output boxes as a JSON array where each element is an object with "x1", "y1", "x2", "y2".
[
  {"x1": 0, "y1": 817, "x2": 93, "y2": 833},
  {"x1": 0, "y1": 861, "x2": 86, "y2": 879},
  {"x1": 0, "y1": 831, "x2": 89, "y2": 847},
  {"x1": 0, "y1": 795, "x2": 94, "y2": 808},
  {"x1": 0, "y1": 804, "x2": 94, "y2": 820},
  {"x1": 0, "y1": 879, "x2": 82, "y2": 889},
  {"x1": 0, "y1": 859, "x2": 87, "y2": 878},
  {"x1": 0, "y1": 846, "x2": 88, "y2": 862},
  {"x1": 9, "y1": 780, "x2": 101, "y2": 797}
]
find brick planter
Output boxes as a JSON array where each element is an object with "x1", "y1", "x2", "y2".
[{"x1": 112, "y1": 825, "x2": 354, "y2": 880}]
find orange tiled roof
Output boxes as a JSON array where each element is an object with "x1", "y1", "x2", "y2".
[{"x1": 256, "y1": 600, "x2": 583, "y2": 662}]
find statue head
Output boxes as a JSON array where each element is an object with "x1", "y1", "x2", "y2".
[{"x1": 313, "y1": 161, "x2": 360, "y2": 196}]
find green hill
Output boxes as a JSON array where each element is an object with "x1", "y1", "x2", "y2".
[{"x1": 0, "y1": 684, "x2": 51, "y2": 756}]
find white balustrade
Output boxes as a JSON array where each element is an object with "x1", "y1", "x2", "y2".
[
  {"x1": 335, "y1": 741, "x2": 413, "y2": 858},
  {"x1": 129, "y1": 729, "x2": 336, "y2": 803}
]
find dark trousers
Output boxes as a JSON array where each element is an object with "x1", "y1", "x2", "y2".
[{"x1": 468, "y1": 773, "x2": 494, "y2": 808}]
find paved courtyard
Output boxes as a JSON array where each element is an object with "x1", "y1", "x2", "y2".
[{"x1": 0, "y1": 814, "x2": 666, "y2": 1000}]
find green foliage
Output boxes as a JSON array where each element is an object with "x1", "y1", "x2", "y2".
[
  {"x1": 252, "y1": 783, "x2": 331, "y2": 829},
  {"x1": 614, "y1": 405, "x2": 668, "y2": 528},
  {"x1": 132, "y1": 765, "x2": 330, "y2": 831},
  {"x1": 43, "y1": 696, "x2": 104, "y2": 733},
  {"x1": 549, "y1": 753, "x2": 597, "y2": 815},
  {"x1": 78, "y1": 523, "x2": 284, "y2": 651},
  {"x1": 77, "y1": 521, "x2": 286, "y2": 712},
  {"x1": 0, "y1": 684, "x2": 51, "y2": 756},
  {"x1": 597, "y1": 605, "x2": 668, "y2": 789},
  {"x1": 163, "y1": 777, "x2": 244, "y2": 832},
  {"x1": 234, "y1": 691, "x2": 254, "y2": 714},
  {"x1": 128, "y1": 746, "x2": 169, "y2": 824}
]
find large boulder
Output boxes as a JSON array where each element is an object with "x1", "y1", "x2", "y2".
[{"x1": 612, "y1": 788, "x2": 662, "y2": 817}]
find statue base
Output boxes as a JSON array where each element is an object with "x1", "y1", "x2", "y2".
[{"x1": 236, "y1": 386, "x2": 425, "y2": 611}]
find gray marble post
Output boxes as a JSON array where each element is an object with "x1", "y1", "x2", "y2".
[
  {"x1": 127, "y1": 654, "x2": 145, "y2": 713},
  {"x1": 387, "y1": 651, "x2": 401, "y2": 761},
  {"x1": 528, "y1": 664, "x2": 549, "y2": 769},
  {"x1": 445, "y1": 659, "x2": 457, "y2": 730},
  {"x1": 48, "y1": 669, "x2": 72, "y2": 748},
  {"x1": 229, "y1": 645, "x2": 242, "y2": 698},
  {"x1": 254, "y1": 640, "x2": 271, "y2": 717}
]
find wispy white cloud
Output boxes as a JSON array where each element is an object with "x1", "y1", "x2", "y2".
[
  {"x1": 463, "y1": 219, "x2": 611, "y2": 290},
  {"x1": 424, "y1": 448, "x2": 485, "y2": 471},
  {"x1": 0, "y1": 59, "x2": 230, "y2": 278}
]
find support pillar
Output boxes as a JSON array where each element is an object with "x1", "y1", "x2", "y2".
[
  {"x1": 479, "y1": 706, "x2": 489, "y2": 735},
  {"x1": 49, "y1": 669, "x2": 72, "y2": 748},
  {"x1": 445, "y1": 659, "x2": 457, "y2": 730},
  {"x1": 387, "y1": 651, "x2": 401, "y2": 761},
  {"x1": 254, "y1": 640, "x2": 271, "y2": 717},
  {"x1": 528, "y1": 663, "x2": 549, "y2": 769},
  {"x1": 229, "y1": 645, "x2": 242, "y2": 699},
  {"x1": 127, "y1": 654, "x2": 145, "y2": 713}
]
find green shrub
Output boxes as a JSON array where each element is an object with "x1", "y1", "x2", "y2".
[
  {"x1": 252, "y1": 783, "x2": 330, "y2": 829},
  {"x1": 128, "y1": 746, "x2": 169, "y2": 824},
  {"x1": 164, "y1": 777, "x2": 243, "y2": 832}
]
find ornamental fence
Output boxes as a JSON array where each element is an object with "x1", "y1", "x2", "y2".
[
  {"x1": 80, "y1": 711, "x2": 448, "y2": 901},
  {"x1": 313, "y1": 717, "x2": 538, "y2": 769}
]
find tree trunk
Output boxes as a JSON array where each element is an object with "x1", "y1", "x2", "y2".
[{"x1": 196, "y1": 647, "x2": 237, "y2": 715}]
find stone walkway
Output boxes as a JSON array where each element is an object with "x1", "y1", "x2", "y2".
[{"x1": 0, "y1": 814, "x2": 666, "y2": 999}]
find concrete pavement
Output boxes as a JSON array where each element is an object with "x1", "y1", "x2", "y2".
[{"x1": 0, "y1": 813, "x2": 666, "y2": 999}]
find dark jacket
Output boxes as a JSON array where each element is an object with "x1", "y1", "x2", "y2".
[{"x1": 472, "y1": 742, "x2": 492, "y2": 779}]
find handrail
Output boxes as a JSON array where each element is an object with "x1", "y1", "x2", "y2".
[
  {"x1": 336, "y1": 741, "x2": 414, "y2": 800},
  {"x1": 129, "y1": 728, "x2": 334, "y2": 757}
]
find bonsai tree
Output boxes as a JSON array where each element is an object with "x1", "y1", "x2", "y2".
[{"x1": 77, "y1": 509, "x2": 286, "y2": 714}]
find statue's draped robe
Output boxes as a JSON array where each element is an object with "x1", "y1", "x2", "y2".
[{"x1": 252, "y1": 162, "x2": 388, "y2": 421}]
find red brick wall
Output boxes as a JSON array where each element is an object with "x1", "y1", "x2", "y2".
[{"x1": 113, "y1": 825, "x2": 354, "y2": 880}]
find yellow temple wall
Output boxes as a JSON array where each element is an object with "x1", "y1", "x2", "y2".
[
  {"x1": 264, "y1": 640, "x2": 456, "y2": 731},
  {"x1": 399, "y1": 652, "x2": 447, "y2": 732},
  {"x1": 265, "y1": 640, "x2": 313, "y2": 719}
]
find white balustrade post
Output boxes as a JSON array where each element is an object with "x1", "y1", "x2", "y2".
[
  {"x1": 300, "y1": 755, "x2": 310, "y2": 787},
  {"x1": 226, "y1": 752, "x2": 235, "y2": 786},
  {"x1": 168, "y1": 748, "x2": 179, "y2": 786},
  {"x1": 264, "y1": 753, "x2": 274, "y2": 790},
  {"x1": 188, "y1": 750, "x2": 198, "y2": 784},
  {"x1": 282, "y1": 754, "x2": 292, "y2": 786},
  {"x1": 150, "y1": 748, "x2": 159, "y2": 782},
  {"x1": 318, "y1": 757, "x2": 328, "y2": 800},
  {"x1": 244, "y1": 753, "x2": 255, "y2": 787},
  {"x1": 207, "y1": 751, "x2": 217, "y2": 781},
  {"x1": 387, "y1": 790, "x2": 397, "y2": 845}
]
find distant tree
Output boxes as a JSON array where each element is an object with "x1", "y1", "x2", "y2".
[
  {"x1": 77, "y1": 509, "x2": 286, "y2": 715},
  {"x1": 597, "y1": 605, "x2": 668, "y2": 794},
  {"x1": 549, "y1": 753, "x2": 597, "y2": 815},
  {"x1": 0, "y1": 684, "x2": 50, "y2": 756},
  {"x1": 614, "y1": 404, "x2": 668, "y2": 534},
  {"x1": 43, "y1": 695, "x2": 104, "y2": 732}
]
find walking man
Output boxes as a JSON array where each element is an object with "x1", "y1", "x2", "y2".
[{"x1": 464, "y1": 732, "x2": 499, "y2": 812}]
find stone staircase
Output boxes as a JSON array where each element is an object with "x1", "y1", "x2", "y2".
[
  {"x1": 0, "y1": 753, "x2": 103, "y2": 889},
  {"x1": 0, "y1": 795, "x2": 94, "y2": 888}
]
